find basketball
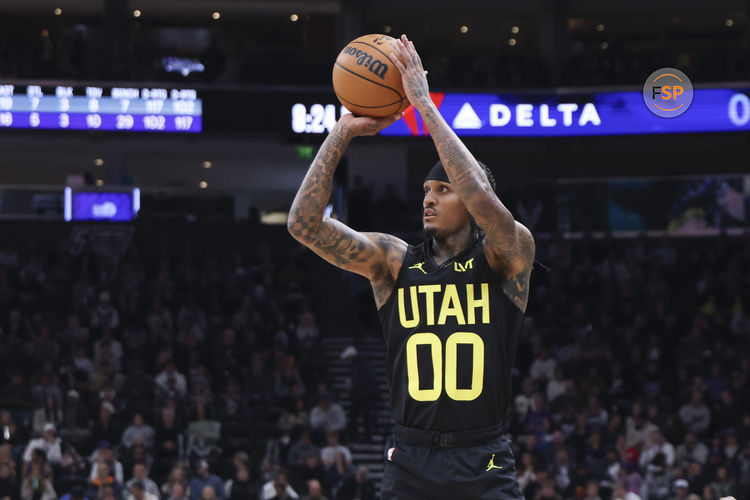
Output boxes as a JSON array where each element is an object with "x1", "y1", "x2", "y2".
[{"x1": 332, "y1": 34, "x2": 410, "y2": 117}]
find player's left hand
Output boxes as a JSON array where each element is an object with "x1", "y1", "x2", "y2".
[{"x1": 389, "y1": 34, "x2": 431, "y2": 110}]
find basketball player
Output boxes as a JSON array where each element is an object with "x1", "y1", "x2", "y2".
[{"x1": 288, "y1": 34, "x2": 533, "y2": 499}]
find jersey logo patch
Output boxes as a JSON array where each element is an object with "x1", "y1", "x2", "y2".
[
  {"x1": 387, "y1": 447, "x2": 396, "y2": 461},
  {"x1": 486, "y1": 454, "x2": 503, "y2": 471},
  {"x1": 454, "y1": 257, "x2": 474, "y2": 272},
  {"x1": 408, "y1": 262, "x2": 427, "y2": 274}
]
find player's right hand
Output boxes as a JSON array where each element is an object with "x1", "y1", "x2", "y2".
[{"x1": 337, "y1": 112, "x2": 402, "y2": 137}]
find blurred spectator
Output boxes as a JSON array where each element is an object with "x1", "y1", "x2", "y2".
[
  {"x1": 160, "y1": 465, "x2": 189, "y2": 499},
  {"x1": 90, "y1": 292, "x2": 120, "y2": 331},
  {"x1": 341, "y1": 347, "x2": 379, "y2": 442},
  {"x1": 224, "y1": 460, "x2": 257, "y2": 500},
  {"x1": 640, "y1": 430, "x2": 676, "y2": 469},
  {"x1": 671, "y1": 478, "x2": 690, "y2": 499},
  {"x1": 22, "y1": 423, "x2": 61, "y2": 465},
  {"x1": 0, "y1": 461, "x2": 18, "y2": 500},
  {"x1": 20, "y1": 469, "x2": 56, "y2": 500},
  {"x1": 89, "y1": 443, "x2": 125, "y2": 485},
  {"x1": 291, "y1": 452, "x2": 328, "y2": 498},
  {"x1": 156, "y1": 362, "x2": 188, "y2": 401},
  {"x1": 125, "y1": 463, "x2": 160, "y2": 499},
  {"x1": 128, "y1": 480, "x2": 159, "y2": 500},
  {"x1": 300, "y1": 479, "x2": 328, "y2": 500},
  {"x1": 189, "y1": 461, "x2": 224, "y2": 500},
  {"x1": 309, "y1": 395, "x2": 346, "y2": 435},
  {"x1": 679, "y1": 392, "x2": 711, "y2": 436},
  {"x1": 261, "y1": 470, "x2": 298, "y2": 500},
  {"x1": 675, "y1": 432, "x2": 709, "y2": 467},
  {"x1": 122, "y1": 413, "x2": 156, "y2": 450},
  {"x1": 335, "y1": 466, "x2": 375, "y2": 500}
]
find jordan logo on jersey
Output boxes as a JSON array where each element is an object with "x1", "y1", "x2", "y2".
[
  {"x1": 454, "y1": 257, "x2": 474, "y2": 272},
  {"x1": 397, "y1": 282, "x2": 490, "y2": 327},
  {"x1": 408, "y1": 262, "x2": 427, "y2": 274}
]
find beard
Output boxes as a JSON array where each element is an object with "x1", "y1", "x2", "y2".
[{"x1": 423, "y1": 226, "x2": 437, "y2": 239}]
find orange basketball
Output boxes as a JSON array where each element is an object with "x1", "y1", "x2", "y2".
[{"x1": 332, "y1": 34, "x2": 410, "y2": 118}]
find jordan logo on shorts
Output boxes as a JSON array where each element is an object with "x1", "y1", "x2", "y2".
[
  {"x1": 485, "y1": 454, "x2": 503, "y2": 471},
  {"x1": 387, "y1": 447, "x2": 396, "y2": 461}
]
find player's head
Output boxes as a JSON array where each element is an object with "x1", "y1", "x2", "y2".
[{"x1": 422, "y1": 159, "x2": 495, "y2": 241}]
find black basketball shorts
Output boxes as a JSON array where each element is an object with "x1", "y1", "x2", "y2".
[{"x1": 381, "y1": 424, "x2": 524, "y2": 500}]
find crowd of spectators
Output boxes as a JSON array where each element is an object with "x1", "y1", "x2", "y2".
[
  {"x1": 1, "y1": 220, "x2": 749, "y2": 500},
  {"x1": 504, "y1": 233, "x2": 750, "y2": 500},
  {"x1": 0, "y1": 228, "x2": 376, "y2": 500}
]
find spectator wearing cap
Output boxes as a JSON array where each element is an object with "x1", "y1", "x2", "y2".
[
  {"x1": 122, "y1": 413, "x2": 156, "y2": 450},
  {"x1": 22, "y1": 423, "x2": 62, "y2": 465},
  {"x1": 670, "y1": 478, "x2": 690, "y2": 499},
  {"x1": 341, "y1": 346, "x2": 379, "y2": 442},
  {"x1": 126, "y1": 463, "x2": 160, "y2": 499},
  {"x1": 309, "y1": 394, "x2": 346, "y2": 435},
  {"x1": 189, "y1": 461, "x2": 225, "y2": 500}
]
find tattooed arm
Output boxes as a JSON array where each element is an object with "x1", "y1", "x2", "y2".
[
  {"x1": 287, "y1": 113, "x2": 408, "y2": 308},
  {"x1": 389, "y1": 34, "x2": 535, "y2": 311}
]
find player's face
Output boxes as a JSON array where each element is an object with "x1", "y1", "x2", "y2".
[{"x1": 422, "y1": 180, "x2": 471, "y2": 238}]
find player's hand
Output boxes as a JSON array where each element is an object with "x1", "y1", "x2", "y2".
[
  {"x1": 336, "y1": 112, "x2": 402, "y2": 137},
  {"x1": 389, "y1": 34, "x2": 431, "y2": 109}
]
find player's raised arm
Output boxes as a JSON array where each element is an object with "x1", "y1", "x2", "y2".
[
  {"x1": 287, "y1": 113, "x2": 407, "y2": 307},
  {"x1": 389, "y1": 34, "x2": 535, "y2": 310}
]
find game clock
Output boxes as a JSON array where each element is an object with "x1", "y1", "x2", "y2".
[{"x1": 291, "y1": 103, "x2": 350, "y2": 134}]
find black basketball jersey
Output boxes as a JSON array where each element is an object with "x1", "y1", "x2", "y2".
[{"x1": 377, "y1": 237, "x2": 524, "y2": 431}]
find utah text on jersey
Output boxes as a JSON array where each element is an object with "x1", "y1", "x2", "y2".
[{"x1": 397, "y1": 283, "x2": 490, "y2": 327}]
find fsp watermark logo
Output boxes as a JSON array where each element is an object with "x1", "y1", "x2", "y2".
[{"x1": 643, "y1": 68, "x2": 693, "y2": 118}]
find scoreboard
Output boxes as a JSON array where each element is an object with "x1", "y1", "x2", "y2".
[{"x1": 0, "y1": 84, "x2": 202, "y2": 133}]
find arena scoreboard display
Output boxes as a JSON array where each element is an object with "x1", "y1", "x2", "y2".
[
  {"x1": 0, "y1": 83, "x2": 202, "y2": 133},
  {"x1": 290, "y1": 86, "x2": 750, "y2": 137}
]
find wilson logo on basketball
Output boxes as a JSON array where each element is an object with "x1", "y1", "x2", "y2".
[{"x1": 342, "y1": 46, "x2": 389, "y2": 79}]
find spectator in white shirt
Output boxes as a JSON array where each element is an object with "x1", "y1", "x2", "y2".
[
  {"x1": 22, "y1": 423, "x2": 62, "y2": 464},
  {"x1": 639, "y1": 430, "x2": 675, "y2": 468},
  {"x1": 530, "y1": 348, "x2": 556, "y2": 382},
  {"x1": 155, "y1": 362, "x2": 188, "y2": 400},
  {"x1": 309, "y1": 393, "x2": 346, "y2": 435},
  {"x1": 319, "y1": 432, "x2": 352, "y2": 468}
]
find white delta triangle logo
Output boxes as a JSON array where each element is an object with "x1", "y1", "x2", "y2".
[{"x1": 452, "y1": 102, "x2": 483, "y2": 129}]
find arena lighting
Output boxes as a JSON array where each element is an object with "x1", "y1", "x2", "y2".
[
  {"x1": 725, "y1": 19, "x2": 734, "y2": 27},
  {"x1": 596, "y1": 23, "x2": 605, "y2": 31},
  {"x1": 601, "y1": 42, "x2": 608, "y2": 50},
  {"x1": 53, "y1": 8, "x2": 62, "y2": 15},
  {"x1": 511, "y1": 26, "x2": 519, "y2": 34},
  {"x1": 94, "y1": 158, "x2": 104, "y2": 166},
  {"x1": 95, "y1": 179, "x2": 104, "y2": 186},
  {"x1": 212, "y1": 11, "x2": 221, "y2": 20},
  {"x1": 459, "y1": 25, "x2": 469, "y2": 34},
  {"x1": 133, "y1": 10, "x2": 141, "y2": 18},
  {"x1": 508, "y1": 38, "x2": 517, "y2": 46},
  {"x1": 202, "y1": 161, "x2": 212, "y2": 169},
  {"x1": 384, "y1": 25, "x2": 392, "y2": 33},
  {"x1": 199, "y1": 181, "x2": 208, "y2": 189},
  {"x1": 290, "y1": 13, "x2": 299, "y2": 22}
]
